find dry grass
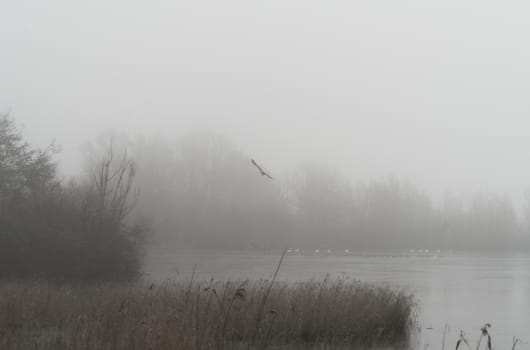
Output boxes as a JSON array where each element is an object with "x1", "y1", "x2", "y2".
[{"x1": 0, "y1": 277, "x2": 415, "y2": 350}]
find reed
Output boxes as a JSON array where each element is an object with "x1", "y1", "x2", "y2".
[
  {"x1": 0, "y1": 276, "x2": 415, "y2": 350},
  {"x1": 453, "y1": 323, "x2": 526, "y2": 350}
]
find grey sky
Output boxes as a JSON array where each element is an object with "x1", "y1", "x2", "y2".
[{"x1": 2, "y1": 0, "x2": 530, "y2": 205}]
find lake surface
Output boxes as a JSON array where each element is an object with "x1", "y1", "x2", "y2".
[{"x1": 145, "y1": 251, "x2": 530, "y2": 349}]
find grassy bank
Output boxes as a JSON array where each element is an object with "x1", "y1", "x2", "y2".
[{"x1": 0, "y1": 277, "x2": 415, "y2": 350}]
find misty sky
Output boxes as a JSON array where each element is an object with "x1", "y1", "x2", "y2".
[{"x1": 2, "y1": 0, "x2": 530, "y2": 205}]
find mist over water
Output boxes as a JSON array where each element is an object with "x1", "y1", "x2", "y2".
[{"x1": 2, "y1": 0, "x2": 530, "y2": 348}]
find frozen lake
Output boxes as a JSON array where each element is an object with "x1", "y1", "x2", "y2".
[{"x1": 145, "y1": 250, "x2": 530, "y2": 349}]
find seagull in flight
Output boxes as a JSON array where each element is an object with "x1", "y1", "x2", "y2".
[{"x1": 251, "y1": 159, "x2": 273, "y2": 179}]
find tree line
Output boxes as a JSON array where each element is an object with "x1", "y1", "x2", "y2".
[
  {"x1": 118, "y1": 129, "x2": 530, "y2": 252},
  {"x1": 1, "y1": 115, "x2": 529, "y2": 281}
]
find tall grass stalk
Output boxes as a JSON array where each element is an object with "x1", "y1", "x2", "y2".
[
  {"x1": 252, "y1": 247, "x2": 287, "y2": 347},
  {"x1": 0, "y1": 276, "x2": 414, "y2": 350}
]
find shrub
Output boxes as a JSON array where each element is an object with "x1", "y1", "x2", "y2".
[{"x1": 0, "y1": 115, "x2": 146, "y2": 282}]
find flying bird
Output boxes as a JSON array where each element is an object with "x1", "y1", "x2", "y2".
[{"x1": 251, "y1": 159, "x2": 273, "y2": 179}]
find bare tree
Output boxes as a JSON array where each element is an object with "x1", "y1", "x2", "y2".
[{"x1": 89, "y1": 142, "x2": 138, "y2": 229}]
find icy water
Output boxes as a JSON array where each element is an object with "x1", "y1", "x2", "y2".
[{"x1": 145, "y1": 251, "x2": 530, "y2": 349}]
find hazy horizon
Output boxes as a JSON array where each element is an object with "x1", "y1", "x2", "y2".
[
  {"x1": 2, "y1": 2, "x2": 530, "y2": 348},
  {"x1": 3, "y1": 0, "x2": 530, "y2": 207}
]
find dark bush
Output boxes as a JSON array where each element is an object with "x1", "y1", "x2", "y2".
[{"x1": 0, "y1": 115, "x2": 146, "y2": 282}]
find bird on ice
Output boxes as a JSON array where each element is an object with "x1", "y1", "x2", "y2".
[{"x1": 251, "y1": 159, "x2": 273, "y2": 179}]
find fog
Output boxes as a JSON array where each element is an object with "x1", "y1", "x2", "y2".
[
  {"x1": 2, "y1": 0, "x2": 530, "y2": 206},
  {"x1": 3, "y1": 3, "x2": 530, "y2": 346}
]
